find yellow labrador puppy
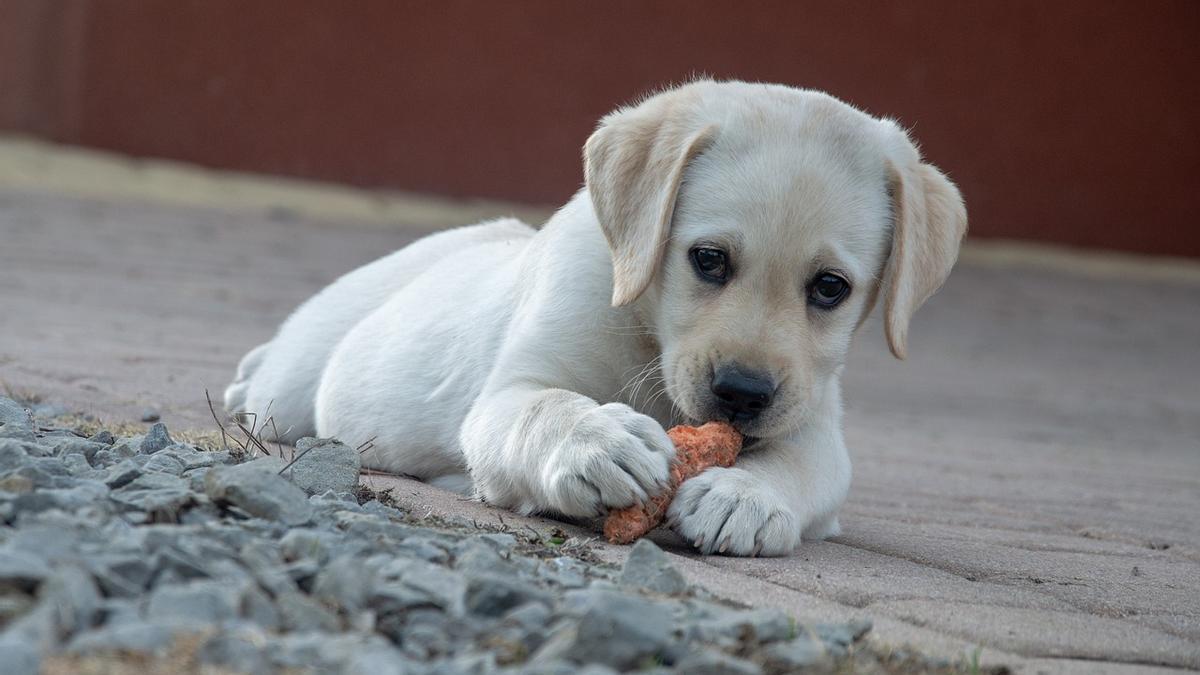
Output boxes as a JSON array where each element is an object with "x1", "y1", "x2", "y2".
[{"x1": 225, "y1": 80, "x2": 965, "y2": 556}]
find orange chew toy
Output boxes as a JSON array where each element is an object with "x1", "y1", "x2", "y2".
[{"x1": 603, "y1": 421, "x2": 743, "y2": 544}]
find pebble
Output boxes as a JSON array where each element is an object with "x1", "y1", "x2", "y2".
[
  {"x1": 204, "y1": 460, "x2": 313, "y2": 525},
  {"x1": 285, "y1": 437, "x2": 362, "y2": 496},
  {"x1": 139, "y1": 422, "x2": 174, "y2": 454},
  {"x1": 139, "y1": 407, "x2": 161, "y2": 423},
  {"x1": 619, "y1": 539, "x2": 689, "y2": 595},
  {"x1": 0, "y1": 395, "x2": 882, "y2": 673}
]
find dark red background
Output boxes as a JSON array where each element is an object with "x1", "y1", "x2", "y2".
[{"x1": 3, "y1": 1, "x2": 1198, "y2": 255}]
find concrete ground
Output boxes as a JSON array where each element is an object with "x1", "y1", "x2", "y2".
[{"x1": 1, "y1": 138, "x2": 1198, "y2": 673}]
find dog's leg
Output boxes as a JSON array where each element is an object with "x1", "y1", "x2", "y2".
[
  {"x1": 667, "y1": 391, "x2": 851, "y2": 557},
  {"x1": 461, "y1": 387, "x2": 675, "y2": 518}
]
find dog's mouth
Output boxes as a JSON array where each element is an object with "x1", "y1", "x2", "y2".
[{"x1": 739, "y1": 434, "x2": 763, "y2": 453}]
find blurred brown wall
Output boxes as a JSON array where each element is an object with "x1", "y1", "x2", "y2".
[{"x1": 3, "y1": 0, "x2": 1198, "y2": 256}]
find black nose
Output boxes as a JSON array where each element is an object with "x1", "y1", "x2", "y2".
[{"x1": 711, "y1": 367, "x2": 775, "y2": 421}]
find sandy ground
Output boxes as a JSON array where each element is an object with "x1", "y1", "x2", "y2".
[{"x1": 1, "y1": 138, "x2": 1197, "y2": 673}]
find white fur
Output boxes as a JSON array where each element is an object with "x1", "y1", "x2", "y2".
[{"x1": 225, "y1": 80, "x2": 965, "y2": 556}]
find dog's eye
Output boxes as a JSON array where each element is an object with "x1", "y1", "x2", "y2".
[
  {"x1": 808, "y1": 273, "x2": 850, "y2": 309},
  {"x1": 690, "y1": 247, "x2": 729, "y2": 282}
]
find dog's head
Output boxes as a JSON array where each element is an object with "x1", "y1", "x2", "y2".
[{"x1": 585, "y1": 81, "x2": 966, "y2": 439}]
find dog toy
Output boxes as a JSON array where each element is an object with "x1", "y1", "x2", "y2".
[{"x1": 603, "y1": 421, "x2": 743, "y2": 544}]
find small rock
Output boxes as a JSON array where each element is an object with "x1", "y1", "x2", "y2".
[
  {"x1": 103, "y1": 458, "x2": 143, "y2": 488},
  {"x1": 276, "y1": 591, "x2": 342, "y2": 631},
  {"x1": 66, "y1": 620, "x2": 177, "y2": 655},
  {"x1": 465, "y1": 572, "x2": 552, "y2": 617},
  {"x1": 676, "y1": 648, "x2": 763, "y2": 675},
  {"x1": 52, "y1": 439, "x2": 107, "y2": 465},
  {"x1": 145, "y1": 578, "x2": 242, "y2": 623},
  {"x1": 0, "y1": 549, "x2": 50, "y2": 591},
  {"x1": 0, "y1": 439, "x2": 33, "y2": 473},
  {"x1": 399, "y1": 561, "x2": 467, "y2": 615},
  {"x1": 139, "y1": 407, "x2": 161, "y2": 423},
  {"x1": 284, "y1": 437, "x2": 362, "y2": 496},
  {"x1": 197, "y1": 630, "x2": 268, "y2": 673},
  {"x1": 535, "y1": 588, "x2": 673, "y2": 670},
  {"x1": 814, "y1": 618, "x2": 872, "y2": 655},
  {"x1": 109, "y1": 472, "x2": 193, "y2": 517},
  {"x1": 141, "y1": 452, "x2": 186, "y2": 476},
  {"x1": 342, "y1": 643, "x2": 414, "y2": 675},
  {"x1": 139, "y1": 423, "x2": 173, "y2": 454},
  {"x1": 0, "y1": 397, "x2": 33, "y2": 430},
  {"x1": 761, "y1": 635, "x2": 829, "y2": 670},
  {"x1": 619, "y1": 539, "x2": 688, "y2": 595},
  {"x1": 0, "y1": 636, "x2": 39, "y2": 675},
  {"x1": 86, "y1": 554, "x2": 154, "y2": 597},
  {"x1": 311, "y1": 555, "x2": 380, "y2": 614},
  {"x1": 87, "y1": 430, "x2": 114, "y2": 445},
  {"x1": 205, "y1": 461, "x2": 313, "y2": 525},
  {"x1": 36, "y1": 564, "x2": 102, "y2": 638}
]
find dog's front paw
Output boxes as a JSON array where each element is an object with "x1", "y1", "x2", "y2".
[
  {"x1": 668, "y1": 467, "x2": 800, "y2": 556},
  {"x1": 542, "y1": 403, "x2": 674, "y2": 518}
]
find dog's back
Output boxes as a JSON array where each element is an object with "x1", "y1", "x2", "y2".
[{"x1": 224, "y1": 217, "x2": 534, "y2": 443}]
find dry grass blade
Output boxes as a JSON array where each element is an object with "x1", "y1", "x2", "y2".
[{"x1": 204, "y1": 388, "x2": 230, "y2": 452}]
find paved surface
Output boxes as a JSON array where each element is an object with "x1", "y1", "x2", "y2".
[{"x1": 2, "y1": 154, "x2": 1198, "y2": 672}]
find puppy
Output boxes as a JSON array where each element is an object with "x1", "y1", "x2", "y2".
[{"x1": 225, "y1": 80, "x2": 966, "y2": 556}]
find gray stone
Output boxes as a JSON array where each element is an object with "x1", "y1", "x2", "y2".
[
  {"x1": 145, "y1": 578, "x2": 241, "y2": 623},
  {"x1": 139, "y1": 422, "x2": 173, "y2": 454},
  {"x1": 0, "y1": 427, "x2": 36, "y2": 442},
  {"x1": 619, "y1": 539, "x2": 688, "y2": 595},
  {"x1": 675, "y1": 648, "x2": 763, "y2": 675},
  {"x1": 686, "y1": 607, "x2": 795, "y2": 647},
  {"x1": 311, "y1": 554, "x2": 380, "y2": 614},
  {"x1": 279, "y1": 527, "x2": 343, "y2": 563},
  {"x1": 359, "y1": 498, "x2": 406, "y2": 519},
  {"x1": 0, "y1": 439, "x2": 33, "y2": 474},
  {"x1": 36, "y1": 564, "x2": 102, "y2": 638},
  {"x1": 103, "y1": 458, "x2": 143, "y2": 488},
  {"x1": 197, "y1": 630, "x2": 268, "y2": 674},
  {"x1": 0, "y1": 637, "x2": 39, "y2": 675},
  {"x1": 60, "y1": 452, "x2": 100, "y2": 478},
  {"x1": 161, "y1": 444, "x2": 221, "y2": 471},
  {"x1": 87, "y1": 554, "x2": 154, "y2": 597},
  {"x1": 66, "y1": 620, "x2": 176, "y2": 655},
  {"x1": 400, "y1": 561, "x2": 467, "y2": 615},
  {"x1": 140, "y1": 407, "x2": 161, "y2": 423},
  {"x1": 0, "y1": 396, "x2": 33, "y2": 430},
  {"x1": 455, "y1": 537, "x2": 518, "y2": 576},
  {"x1": 535, "y1": 588, "x2": 673, "y2": 670},
  {"x1": 284, "y1": 437, "x2": 361, "y2": 496},
  {"x1": 335, "y1": 510, "x2": 419, "y2": 541},
  {"x1": 342, "y1": 643, "x2": 414, "y2": 675},
  {"x1": 813, "y1": 618, "x2": 872, "y2": 655},
  {"x1": 141, "y1": 452, "x2": 185, "y2": 476},
  {"x1": 276, "y1": 591, "x2": 342, "y2": 631},
  {"x1": 12, "y1": 481, "x2": 108, "y2": 514},
  {"x1": 109, "y1": 472, "x2": 193, "y2": 517},
  {"x1": 465, "y1": 572, "x2": 552, "y2": 617},
  {"x1": 538, "y1": 556, "x2": 589, "y2": 589},
  {"x1": 269, "y1": 632, "x2": 398, "y2": 671},
  {"x1": 52, "y1": 438, "x2": 107, "y2": 465},
  {"x1": 0, "y1": 549, "x2": 50, "y2": 591},
  {"x1": 205, "y1": 461, "x2": 313, "y2": 525},
  {"x1": 761, "y1": 635, "x2": 829, "y2": 670},
  {"x1": 394, "y1": 537, "x2": 451, "y2": 564},
  {"x1": 474, "y1": 532, "x2": 518, "y2": 552},
  {"x1": 86, "y1": 430, "x2": 114, "y2": 445}
]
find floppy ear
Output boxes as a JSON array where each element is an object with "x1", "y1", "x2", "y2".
[
  {"x1": 881, "y1": 158, "x2": 967, "y2": 359},
  {"x1": 584, "y1": 99, "x2": 716, "y2": 306}
]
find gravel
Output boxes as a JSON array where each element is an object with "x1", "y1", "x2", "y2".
[{"x1": 0, "y1": 395, "x2": 977, "y2": 674}]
